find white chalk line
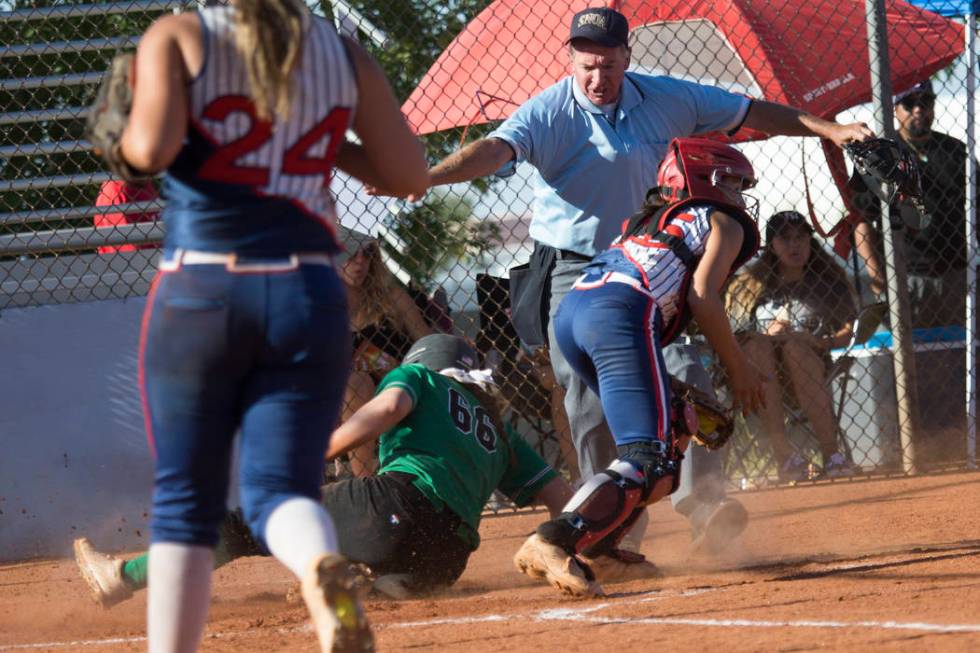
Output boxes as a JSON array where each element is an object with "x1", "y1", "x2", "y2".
[
  {"x1": 0, "y1": 625, "x2": 310, "y2": 651},
  {"x1": 0, "y1": 635, "x2": 145, "y2": 651},
  {"x1": 4, "y1": 586, "x2": 980, "y2": 650},
  {"x1": 533, "y1": 614, "x2": 980, "y2": 634}
]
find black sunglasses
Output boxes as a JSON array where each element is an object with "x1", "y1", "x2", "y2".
[{"x1": 899, "y1": 94, "x2": 935, "y2": 111}]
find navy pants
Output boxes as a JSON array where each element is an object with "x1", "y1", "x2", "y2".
[
  {"x1": 140, "y1": 263, "x2": 351, "y2": 548},
  {"x1": 553, "y1": 282, "x2": 671, "y2": 448}
]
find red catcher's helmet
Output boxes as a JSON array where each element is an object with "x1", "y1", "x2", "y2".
[{"x1": 657, "y1": 138, "x2": 757, "y2": 209}]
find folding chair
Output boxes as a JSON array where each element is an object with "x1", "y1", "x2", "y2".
[{"x1": 777, "y1": 301, "x2": 888, "y2": 471}]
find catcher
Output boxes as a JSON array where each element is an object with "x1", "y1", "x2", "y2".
[
  {"x1": 514, "y1": 138, "x2": 765, "y2": 597},
  {"x1": 75, "y1": 335, "x2": 667, "y2": 608}
]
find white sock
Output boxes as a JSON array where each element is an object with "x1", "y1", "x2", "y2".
[
  {"x1": 147, "y1": 542, "x2": 214, "y2": 653},
  {"x1": 264, "y1": 496, "x2": 338, "y2": 578}
]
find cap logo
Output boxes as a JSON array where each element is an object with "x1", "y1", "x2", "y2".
[{"x1": 578, "y1": 12, "x2": 608, "y2": 30}]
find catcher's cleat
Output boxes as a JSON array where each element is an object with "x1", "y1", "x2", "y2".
[
  {"x1": 690, "y1": 498, "x2": 749, "y2": 557},
  {"x1": 301, "y1": 554, "x2": 375, "y2": 653},
  {"x1": 582, "y1": 548, "x2": 662, "y2": 584},
  {"x1": 73, "y1": 537, "x2": 133, "y2": 608},
  {"x1": 513, "y1": 534, "x2": 603, "y2": 598}
]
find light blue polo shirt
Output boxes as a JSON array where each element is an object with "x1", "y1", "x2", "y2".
[{"x1": 489, "y1": 73, "x2": 749, "y2": 255}]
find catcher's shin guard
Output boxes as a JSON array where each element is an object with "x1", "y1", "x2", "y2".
[
  {"x1": 538, "y1": 443, "x2": 682, "y2": 556},
  {"x1": 584, "y1": 505, "x2": 647, "y2": 557}
]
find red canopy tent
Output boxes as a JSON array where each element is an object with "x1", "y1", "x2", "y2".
[
  {"x1": 404, "y1": 0, "x2": 963, "y2": 134},
  {"x1": 402, "y1": 1, "x2": 964, "y2": 244}
]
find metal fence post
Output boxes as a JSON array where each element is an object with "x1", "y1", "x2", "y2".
[
  {"x1": 967, "y1": 12, "x2": 978, "y2": 470},
  {"x1": 864, "y1": 0, "x2": 919, "y2": 473}
]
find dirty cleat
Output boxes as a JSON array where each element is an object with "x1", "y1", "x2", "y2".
[
  {"x1": 301, "y1": 554, "x2": 375, "y2": 653},
  {"x1": 582, "y1": 548, "x2": 662, "y2": 583},
  {"x1": 513, "y1": 534, "x2": 603, "y2": 598},
  {"x1": 73, "y1": 537, "x2": 132, "y2": 608},
  {"x1": 690, "y1": 498, "x2": 749, "y2": 557}
]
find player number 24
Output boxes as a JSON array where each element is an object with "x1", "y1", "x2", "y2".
[
  {"x1": 448, "y1": 388, "x2": 497, "y2": 453},
  {"x1": 197, "y1": 95, "x2": 352, "y2": 186}
]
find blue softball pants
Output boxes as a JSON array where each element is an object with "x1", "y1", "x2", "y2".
[
  {"x1": 140, "y1": 262, "x2": 351, "y2": 548},
  {"x1": 553, "y1": 281, "x2": 672, "y2": 448}
]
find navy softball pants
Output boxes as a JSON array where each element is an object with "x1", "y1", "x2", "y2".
[
  {"x1": 140, "y1": 262, "x2": 351, "y2": 548},
  {"x1": 553, "y1": 282, "x2": 672, "y2": 448}
]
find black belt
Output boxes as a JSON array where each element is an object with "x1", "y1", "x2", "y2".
[{"x1": 555, "y1": 248, "x2": 592, "y2": 262}]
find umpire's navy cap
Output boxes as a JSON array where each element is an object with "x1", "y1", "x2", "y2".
[{"x1": 567, "y1": 8, "x2": 630, "y2": 49}]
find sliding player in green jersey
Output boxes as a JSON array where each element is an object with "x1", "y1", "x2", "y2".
[{"x1": 75, "y1": 335, "x2": 658, "y2": 606}]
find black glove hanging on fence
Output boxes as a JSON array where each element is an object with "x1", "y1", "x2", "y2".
[{"x1": 844, "y1": 137, "x2": 930, "y2": 228}]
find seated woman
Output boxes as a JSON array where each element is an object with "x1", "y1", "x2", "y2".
[
  {"x1": 726, "y1": 210, "x2": 858, "y2": 481},
  {"x1": 338, "y1": 228, "x2": 434, "y2": 476}
]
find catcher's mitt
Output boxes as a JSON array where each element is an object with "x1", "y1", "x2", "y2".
[
  {"x1": 844, "y1": 137, "x2": 929, "y2": 226},
  {"x1": 669, "y1": 375, "x2": 734, "y2": 451},
  {"x1": 86, "y1": 52, "x2": 141, "y2": 182}
]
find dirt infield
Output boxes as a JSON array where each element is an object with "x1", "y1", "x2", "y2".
[{"x1": 3, "y1": 470, "x2": 979, "y2": 652}]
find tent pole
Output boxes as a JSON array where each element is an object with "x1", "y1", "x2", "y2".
[
  {"x1": 864, "y1": 0, "x2": 919, "y2": 473},
  {"x1": 966, "y1": 13, "x2": 977, "y2": 470}
]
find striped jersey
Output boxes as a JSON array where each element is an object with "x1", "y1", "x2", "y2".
[
  {"x1": 588, "y1": 203, "x2": 715, "y2": 326},
  {"x1": 162, "y1": 5, "x2": 356, "y2": 255}
]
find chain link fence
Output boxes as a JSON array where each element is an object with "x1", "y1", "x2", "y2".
[{"x1": 2, "y1": 0, "x2": 975, "y2": 490}]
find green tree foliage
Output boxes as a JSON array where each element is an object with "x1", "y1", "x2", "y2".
[
  {"x1": 2, "y1": 0, "x2": 504, "y2": 272},
  {"x1": 1, "y1": 0, "x2": 174, "y2": 239},
  {"x1": 382, "y1": 190, "x2": 501, "y2": 292},
  {"x1": 319, "y1": 0, "x2": 505, "y2": 283},
  {"x1": 317, "y1": 0, "x2": 497, "y2": 168}
]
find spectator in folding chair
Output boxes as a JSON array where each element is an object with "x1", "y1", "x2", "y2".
[
  {"x1": 93, "y1": 179, "x2": 161, "y2": 254},
  {"x1": 725, "y1": 210, "x2": 858, "y2": 481},
  {"x1": 339, "y1": 227, "x2": 435, "y2": 477}
]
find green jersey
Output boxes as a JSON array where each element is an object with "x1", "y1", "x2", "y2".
[{"x1": 375, "y1": 364, "x2": 556, "y2": 548}]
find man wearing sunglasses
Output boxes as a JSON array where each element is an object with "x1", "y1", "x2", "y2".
[{"x1": 850, "y1": 80, "x2": 976, "y2": 329}]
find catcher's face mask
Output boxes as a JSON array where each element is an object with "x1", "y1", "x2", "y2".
[{"x1": 657, "y1": 137, "x2": 757, "y2": 211}]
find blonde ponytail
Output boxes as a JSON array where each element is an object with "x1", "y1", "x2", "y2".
[{"x1": 233, "y1": 0, "x2": 308, "y2": 121}]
